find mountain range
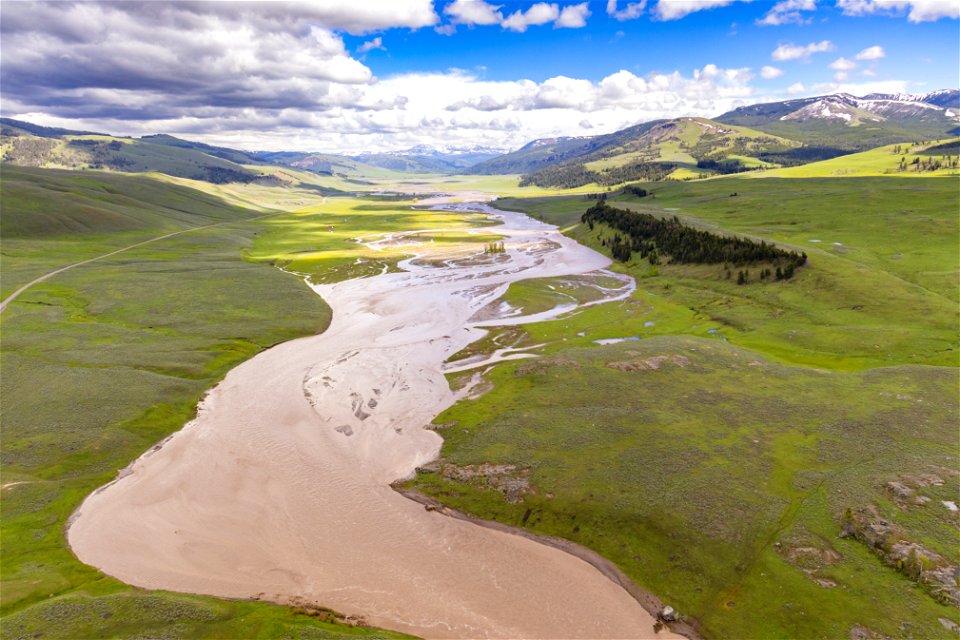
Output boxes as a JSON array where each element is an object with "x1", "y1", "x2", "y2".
[{"x1": 1, "y1": 89, "x2": 956, "y2": 188}]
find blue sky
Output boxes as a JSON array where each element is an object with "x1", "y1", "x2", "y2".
[
  {"x1": 353, "y1": 3, "x2": 958, "y2": 90},
  {"x1": 1, "y1": 0, "x2": 957, "y2": 153}
]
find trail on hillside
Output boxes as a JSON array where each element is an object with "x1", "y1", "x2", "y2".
[
  {"x1": 1, "y1": 213, "x2": 278, "y2": 314},
  {"x1": 67, "y1": 199, "x2": 678, "y2": 639}
]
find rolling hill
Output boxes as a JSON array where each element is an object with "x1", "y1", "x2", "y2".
[
  {"x1": 475, "y1": 117, "x2": 799, "y2": 188},
  {"x1": 352, "y1": 144, "x2": 503, "y2": 173},
  {"x1": 716, "y1": 90, "x2": 959, "y2": 148},
  {"x1": 251, "y1": 150, "x2": 404, "y2": 181},
  {"x1": 0, "y1": 119, "x2": 266, "y2": 184}
]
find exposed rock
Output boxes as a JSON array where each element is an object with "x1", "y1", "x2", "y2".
[
  {"x1": 939, "y1": 618, "x2": 960, "y2": 633},
  {"x1": 849, "y1": 624, "x2": 884, "y2": 640},
  {"x1": 438, "y1": 463, "x2": 532, "y2": 504},
  {"x1": 424, "y1": 421, "x2": 457, "y2": 431},
  {"x1": 841, "y1": 505, "x2": 960, "y2": 606},
  {"x1": 606, "y1": 354, "x2": 690, "y2": 372},
  {"x1": 885, "y1": 481, "x2": 914, "y2": 501},
  {"x1": 515, "y1": 357, "x2": 580, "y2": 376},
  {"x1": 659, "y1": 605, "x2": 678, "y2": 622}
]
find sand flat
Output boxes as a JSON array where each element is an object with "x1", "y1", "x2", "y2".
[{"x1": 68, "y1": 203, "x2": 675, "y2": 639}]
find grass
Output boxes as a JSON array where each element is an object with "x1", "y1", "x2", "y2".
[
  {"x1": 754, "y1": 139, "x2": 960, "y2": 179},
  {"x1": 1, "y1": 167, "x2": 414, "y2": 638},
  {"x1": 409, "y1": 337, "x2": 958, "y2": 639},
  {"x1": 244, "y1": 197, "x2": 500, "y2": 283},
  {"x1": 0, "y1": 166, "x2": 275, "y2": 299},
  {"x1": 406, "y1": 170, "x2": 959, "y2": 638},
  {"x1": 495, "y1": 176, "x2": 958, "y2": 370},
  {"x1": 4, "y1": 158, "x2": 958, "y2": 639}
]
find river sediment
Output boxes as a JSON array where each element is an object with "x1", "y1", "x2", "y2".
[{"x1": 68, "y1": 201, "x2": 675, "y2": 639}]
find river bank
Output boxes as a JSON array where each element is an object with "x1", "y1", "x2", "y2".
[{"x1": 67, "y1": 200, "x2": 674, "y2": 638}]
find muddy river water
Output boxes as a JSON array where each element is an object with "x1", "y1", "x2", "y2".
[{"x1": 68, "y1": 201, "x2": 676, "y2": 639}]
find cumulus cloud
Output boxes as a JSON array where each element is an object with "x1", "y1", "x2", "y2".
[
  {"x1": 441, "y1": 0, "x2": 588, "y2": 31},
  {"x1": 606, "y1": 0, "x2": 647, "y2": 20},
  {"x1": 855, "y1": 45, "x2": 886, "y2": 60},
  {"x1": 771, "y1": 40, "x2": 834, "y2": 61},
  {"x1": 829, "y1": 57, "x2": 857, "y2": 71},
  {"x1": 760, "y1": 65, "x2": 784, "y2": 79},
  {"x1": 556, "y1": 2, "x2": 592, "y2": 27},
  {"x1": 444, "y1": 0, "x2": 503, "y2": 25},
  {"x1": 836, "y1": 0, "x2": 959, "y2": 22},
  {"x1": 653, "y1": 0, "x2": 744, "y2": 21},
  {"x1": 757, "y1": 0, "x2": 817, "y2": 26},
  {"x1": 787, "y1": 81, "x2": 806, "y2": 95},
  {"x1": 829, "y1": 57, "x2": 857, "y2": 82},
  {"x1": 358, "y1": 37, "x2": 386, "y2": 54},
  {"x1": 0, "y1": 1, "x2": 813, "y2": 153},
  {"x1": 502, "y1": 3, "x2": 559, "y2": 32},
  {"x1": 0, "y1": 1, "x2": 386, "y2": 123}
]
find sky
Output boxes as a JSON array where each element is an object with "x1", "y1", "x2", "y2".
[{"x1": 1, "y1": 0, "x2": 957, "y2": 154}]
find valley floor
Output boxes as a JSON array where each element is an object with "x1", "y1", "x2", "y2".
[{"x1": 2, "y1": 168, "x2": 957, "y2": 640}]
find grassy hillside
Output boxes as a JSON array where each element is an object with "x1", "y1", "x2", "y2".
[
  {"x1": 0, "y1": 168, "x2": 413, "y2": 639},
  {"x1": 254, "y1": 151, "x2": 405, "y2": 181},
  {"x1": 468, "y1": 135, "x2": 610, "y2": 175},
  {"x1": 0, "y1": 130, "x2": 265, "y2": 184},
  {"x1": 517, "y1": 118, "x2": 799, "y2": 188},
  {"x1": 498, "y1": 177, "x2": 958, "y2": 368},
  {"x1": 1, "y1": 166, "x2": 276, "y2": 299},
  {"x1": 407, "y1": 173, "x2": 959, "y2": 639},
  {"x1": 755, "y1": 139, "x2": 960, "y2": 178},
  {"x1": 470, "y1": 117, "x2": 799, "y2": 183}
]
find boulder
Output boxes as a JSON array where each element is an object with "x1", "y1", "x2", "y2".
[{"x1": 660, "y1": 605, "x2": 678, "y2": 622}]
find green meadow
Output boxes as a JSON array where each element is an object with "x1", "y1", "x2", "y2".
[
  {"x1": 408, "y1": 172, "x2": 960, "y2": 638},
  {"x1": 1, "y1": 167, "x2": 426, "y2": 638},
  {"x1": 2, "y1": 157, "x2": 958, "y2": 640},
  {"x1": 496, "y1": 176, "x2": 958, "y2": 369}
]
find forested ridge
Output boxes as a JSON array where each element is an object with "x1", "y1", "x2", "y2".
[
  {"x1": 583, "y1": 201, "x2": 807, "y2": 278},
  {"x1": 519, "y1": 161, "x2": 675, "y2": 188}
]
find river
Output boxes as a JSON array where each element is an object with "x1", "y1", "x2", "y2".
[{"x1": 67, "y1": 200, "x2": 676, "y2": 639}]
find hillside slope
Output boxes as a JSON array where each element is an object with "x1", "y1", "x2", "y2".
[
  {"x1": 717, "y1": 90, "x2": 959, "y2": 148},
  {"x1": 511, "y1": 117, "x2": 799, "y2": 188},
  {"x1": 0, "y1": 120, "x2": 266, "y2": 184}
]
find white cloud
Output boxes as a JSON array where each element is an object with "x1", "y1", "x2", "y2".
[
  {"x1": 812, "y1": 79, "x2": 910, "y2": 95},
  {"x1": 861, "y1": 68, "x2": 877, "y2": 77},
  {"x1": 836, "y1": 0, "x2": 959, "y2": 22},
  {"x1": 606, "y1": 0, "x2": 647, "y2": 20},
  {"x1": 2, "y1": 2, "x2": 828, "y2": 154},
  {"x1": 757, "y1": 0, "x2": 817, "y2": 25},
  {"x1": 771, "y1": 40, "x2": 834, "y2": 61},
  {"x1": 830, "y1": 56, "x2": 857, "y2": 82},
  {"x1": 555, "y1": 3, "x2": 592, "y2": 27},
  {"x1": 357, "y1": 37, "x2": 386, "y2": 54},
  {"x1": 760, "y1": 65, "x2": 784, "y2": 79},
  {"x1": 442, "y1": 0, "x2": 588, "y2": 31},
  {"x1": 829, "y1": 57, "x2": 857, "y2": 71},
  {"x1": 444, "y1": 0, "x2": 503, "y2": 25},
  {"x1": 653, "y1": 0, "x2": 744, "y2": 21},
  {"x1": 855, "y1": 45, "x2": 885, "y2": 60},
  {"x1": 502, "y1": 3, "x2": 559, "y2": 32},
  {"x1": 787, "y1": 81, "x2": 806, "y2": 95}
]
